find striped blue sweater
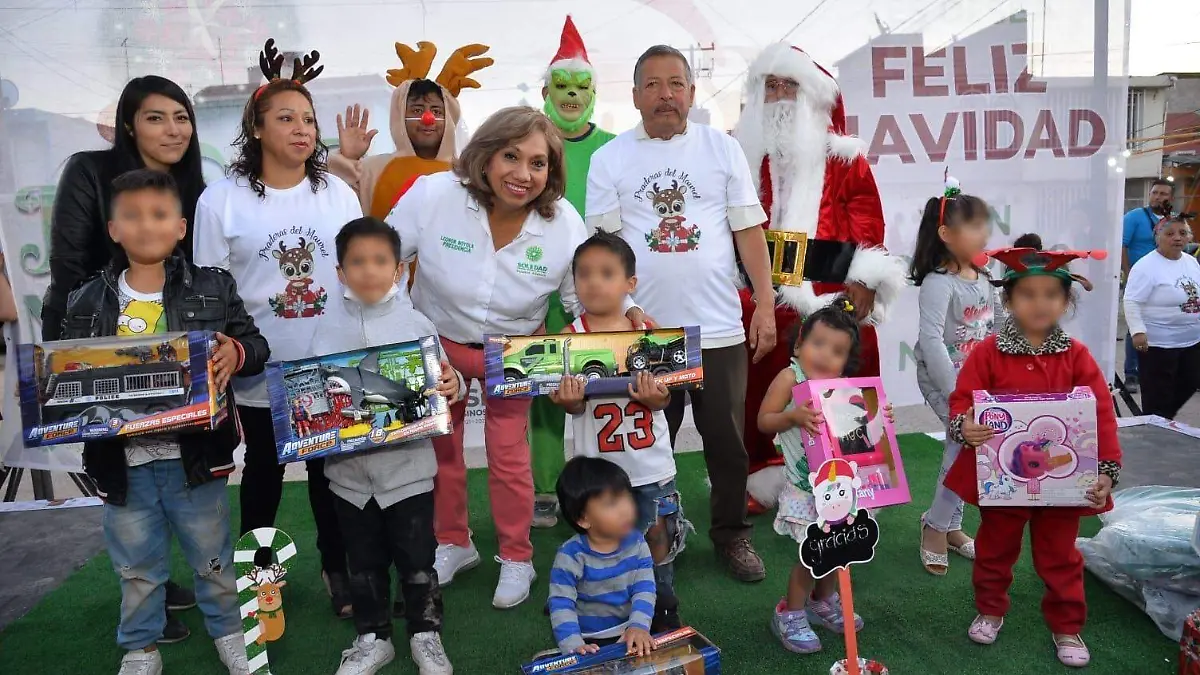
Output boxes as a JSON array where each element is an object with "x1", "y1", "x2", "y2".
[{"x1": 548, "y1": 531, "x2": 656, "y2": 652}]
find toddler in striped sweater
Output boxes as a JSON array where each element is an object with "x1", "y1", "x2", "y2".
[{"x1": 548, "y1": 457, "x2": 657, "y2": 657}]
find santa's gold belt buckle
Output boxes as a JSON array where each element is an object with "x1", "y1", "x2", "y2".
[{"x1": 764, "y1": 231, "x2": 808, "y2": 287}]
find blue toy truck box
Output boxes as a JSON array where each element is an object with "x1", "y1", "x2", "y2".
[
  {"x1": 522, "y1": 627, "x2": 720, "y2": 674},
  {"x1": 266, "y1": 335, "x2": 452, "y2": 464},
  {"x1": 18, "y1": 331, "x2": 228, "y2": 447},
  {"x1": 484, "y1": 326, "x2": 703, "y2": 399}
]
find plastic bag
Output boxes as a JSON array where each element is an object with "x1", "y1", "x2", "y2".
[{"x1": 1077, "y1": 485, "x2": 1200, "y2": 640}]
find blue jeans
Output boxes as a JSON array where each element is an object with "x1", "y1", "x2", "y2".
[
  {"x1": 1125, "y1": 330, "x2": 1140, "y2": 379},
  {"x1": 631, "y1": 479, "x2": 692, "y2": 601},
  {"x1": 103, "y1": 460, "x2": 240, "y2": 650}
]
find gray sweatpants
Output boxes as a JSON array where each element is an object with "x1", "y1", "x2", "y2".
[{"x1": 917, "y1": 370, "x2": 965, "y2": 533}]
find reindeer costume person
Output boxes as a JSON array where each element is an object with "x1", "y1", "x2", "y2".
[{"x1": 194, "y1": 38, "x2": 365, "y2": 620}]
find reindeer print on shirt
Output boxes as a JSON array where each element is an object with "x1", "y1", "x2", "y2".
[
  {"x1": 645, "y1": 180, "x2": 701, "y2": 253},
  {"x1": 269, "y1": 237, "x2": 328, "y2": 318}
]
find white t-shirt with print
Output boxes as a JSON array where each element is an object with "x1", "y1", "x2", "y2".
[
  {"x1": 1124, "y1": 250, "x2": 1200, "y2": 349},
  {"x1": 117, "y1": 271, "x2": 181, "y2": 466},
  {"x1": 566, "y1": 316, "x2": 675, "y2": 488},
  {"x1": 586, "y1": 123, "x2": 765, "y2": 349},
  {"x1": 193, "y1": 175, "x2": 362, "y2": 406}
]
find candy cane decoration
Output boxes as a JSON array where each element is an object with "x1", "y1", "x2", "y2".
[{"x1": 234, "y1": 527, "x2": 297, "y2": 675}]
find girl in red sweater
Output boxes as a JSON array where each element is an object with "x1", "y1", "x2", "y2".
[{"x1": 941, "y1": 242, "x2": 1121, "y2": 668}]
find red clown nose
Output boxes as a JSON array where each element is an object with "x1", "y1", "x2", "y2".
[{"x1": 421, "y1": 111, "x2": 437, "y2": 127}]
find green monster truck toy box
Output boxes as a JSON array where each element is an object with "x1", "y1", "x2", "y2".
[{"x1": 484, "y1": 326, "x2": 702, "y2": 399}]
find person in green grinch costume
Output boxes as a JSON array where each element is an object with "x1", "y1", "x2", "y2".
[{"x1": 530, "y1": 15, "x2": 617, "y2": 528}]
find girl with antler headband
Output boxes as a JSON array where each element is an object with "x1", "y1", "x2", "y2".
[
  {"x1": 192, "y1": 39, "x2": 363, "y2": 622},
  {"x1": 908, "y1": 174, "x2": 998, "y2": 577},
  {"x1": 940, "y1": 243, "x2": 1121, "y2": 668}
]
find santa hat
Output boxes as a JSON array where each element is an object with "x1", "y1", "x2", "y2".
[
  {"x1": 746, "y1": 42, "x2": 844, "y2": 134},
  {"x1": 547, "y1": 16, "x2": 593, "y2": 75},
  {"x1": 812, "y1": 458, "x2": 861, "y2": 490}
]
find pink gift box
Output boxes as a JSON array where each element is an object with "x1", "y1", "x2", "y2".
[
  {"x1": 973, "y1": 387, "x2": 1098, "y2": 507},
  {"x1": 793, "y1": 377, "x2": 911, "y2": 510}
]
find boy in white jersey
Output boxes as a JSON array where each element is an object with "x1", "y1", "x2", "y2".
[{"x1": 550, "y1": 231, "x2": 692, "y2": 633}]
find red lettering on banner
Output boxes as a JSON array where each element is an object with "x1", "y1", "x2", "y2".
[
  {"x1": 1068, "y1": 109, "x2": 1105, "y2": 157},
  {"x1": 913, "y1": 48, "x2": 949, "y2": 97},
  {"x1": 991, "y1": 45, "x2": 1009, "y2": 93},
  {"x1": 984, "y1": 110, "x2": 1023, "y2": 160},
  {"x1": 910, "y1": 112, "x2": 957, "y2": 162},
  {"x1": 871, "y1": 46, "x2": 907, "y2": 97},
  {"x1": 953, "y1": 47, "x2": 991, "y2": 95},
  {"x1": 962, "y1": 111, "x2": 979, "y2": 160},
  {"x1": 869, "y1": 115, "x2": 915, "y2": 163},
  {"x1": 1025, "y1": 110, "x2": 1066, "y2": 158}
]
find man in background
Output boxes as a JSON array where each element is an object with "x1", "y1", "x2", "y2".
[{"x1": 1122, "y1": 178, "x2": 1174, "y2": 393}]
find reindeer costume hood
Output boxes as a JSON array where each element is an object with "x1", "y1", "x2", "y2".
[
  {"x1": 329, "y1": 41, "x2": 492, "y2": 218},
  {"x1": 733, "y1": 43, "x2": 905, "y2": 323}
]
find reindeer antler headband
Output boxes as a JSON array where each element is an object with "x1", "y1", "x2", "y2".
[
  {"x1": 972, "y1": 247, "x2": 1106, "y2": 290},
  {"x1": 254, "y1": 38, "x2": 324, "y2": 100}
]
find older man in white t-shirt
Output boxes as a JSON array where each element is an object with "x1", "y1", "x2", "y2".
[{"x1": 586, "y1": 45, "x2": 777, "y2": 583}]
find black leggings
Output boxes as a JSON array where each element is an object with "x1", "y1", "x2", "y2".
[
  {"x1": 1139, "y1": 342, "x2": 1200, "y2": 420},
  {"x1": 238, "y1": 405, "x2": 347, "y2": 574}
]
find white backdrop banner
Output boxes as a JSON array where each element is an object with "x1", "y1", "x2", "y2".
[{"x1": 839, "y1": 19, "x2": 1125, "y2": 406}]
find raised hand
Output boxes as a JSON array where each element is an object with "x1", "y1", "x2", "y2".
[{"x1": 336, "y1": 104, "x2": 378, "y2": 161}]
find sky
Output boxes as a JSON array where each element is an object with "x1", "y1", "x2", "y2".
[{"x1": 0, "y1": 0, "x2": 1195, "y2": 125}]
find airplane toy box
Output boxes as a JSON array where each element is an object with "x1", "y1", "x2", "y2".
[
  {"x1": 18, "y1": 331, "x2": 228, "y2": 447},
  {"x1": 793, "y1": 377, "x2": 911, "y2": 510},
  {"x1": 973, "y1": 387, "x2": 1098, "y2": 507},
  {"x1": 266, "y1": 336, "x2": 452, "y2": 464},
  {"x1": 521, "y1": 627, "x2": 720, "y2": 675},
  {"x1": 484, "y1": 326, "x2": 703, "y2": 399}
]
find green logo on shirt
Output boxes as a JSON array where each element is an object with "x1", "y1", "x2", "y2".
[
  {"x1": 525, "y1": 245, "x2": 544, "y2": 263},
  {"x1": 441, "y1": 236, "x2": 475, "y2": 254}
]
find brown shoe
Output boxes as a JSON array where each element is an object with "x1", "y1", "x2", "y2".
[{"x1": 718, "y1": 537, "x2": 766, "y2": 582}]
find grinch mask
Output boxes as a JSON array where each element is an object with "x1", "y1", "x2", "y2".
[{"x1": 543, "y1": 68, "x2": 595, "y2": 134}]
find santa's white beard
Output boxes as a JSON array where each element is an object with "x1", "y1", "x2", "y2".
[{"x1": 761, "y1": 100, "x2": 828, "y2": 229}]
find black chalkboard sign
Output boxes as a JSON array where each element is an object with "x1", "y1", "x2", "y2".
[{"x1": 799, "y1": 508, "x2": 880, "y2": 579}]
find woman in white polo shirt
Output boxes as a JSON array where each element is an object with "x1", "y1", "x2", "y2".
[
  {"x1": 387, "y1": 106, "x2": 642, "y2": 609},
  {"x1": 1124, "y1": 215, "x2": 1200, "y2": 419}
]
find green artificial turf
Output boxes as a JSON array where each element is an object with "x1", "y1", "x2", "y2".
[{"x1": 0, "y1": 433, "x2": 1177, "y2": 673}]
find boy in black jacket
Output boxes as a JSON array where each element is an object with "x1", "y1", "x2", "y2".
[{"x1": 60, "y1": 169, "x2": 268, "y2": 675}]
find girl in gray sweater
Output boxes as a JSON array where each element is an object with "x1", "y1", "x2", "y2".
[{"x1": 909, "y1": 181, "x2": 1000, "y2": 576}]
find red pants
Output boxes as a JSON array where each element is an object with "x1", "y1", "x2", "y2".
[
  {"x1": 738, "y1": 289, "x2": 881, "y2": 474},
  {"x1": 433, "y1": 338, "x2": 534, "y2": 562},
  {"x1": 975, "y1": 507, "x2": 1086, "y2": 634}
]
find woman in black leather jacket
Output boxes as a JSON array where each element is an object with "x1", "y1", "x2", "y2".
[
  {"x1": 43, "y1": 75, "x2": 205, "y2": 341},
  {"x1": 41, "y1": 75, "x2": 206, "y2": 643}
]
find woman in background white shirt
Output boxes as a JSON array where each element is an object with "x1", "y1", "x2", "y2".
[
  {"x1": 193, "y1": 42, "x2": 359, "y2": 618},
  {"x1": 1124, "y1": 216, "x2": 1200, "y2": 419},
  {"x1": 387, "y1": 107, "x2": 644, "y2": 610}
]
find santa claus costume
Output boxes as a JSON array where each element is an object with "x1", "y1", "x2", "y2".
[
  {"x1": 943, "y1": 247, "x2": 1121, "y2": 668},
  {"x1": 732, "y1": 43, "x2": 905, "y2": 510}
]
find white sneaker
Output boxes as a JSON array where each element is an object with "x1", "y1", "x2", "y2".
[
  {"x1": 117, "y1": 649, "x2": 162, "y2": 675},
  {"x1": 214, "y1": 633, "x2": 250, "y2": 675},
  {"x1": 434, "y1": 541, "x2": 480, "y2": 587},
  {"x1": 410, "y1": 631, "x2": 453, "y2": 675},
  {"x1": 492, "y1": 556, "x2": 537, "y2": 609},
  {"x1": 335, "y1": 633, "x2": 396, "y2": 675}
]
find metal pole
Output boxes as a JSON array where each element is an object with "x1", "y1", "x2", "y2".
[{"x1": 219, "y1": 37, "x2": 226, "y2": 85}]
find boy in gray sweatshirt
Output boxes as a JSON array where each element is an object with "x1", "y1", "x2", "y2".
[{"x1": 313, "y1": 217, "x2": 464, "y2": 675}]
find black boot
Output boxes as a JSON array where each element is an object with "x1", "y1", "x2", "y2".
[
  {"x1": 158, "y1": 610, "x2": 191, "y2": 644},
  {"x1": 650, "y1": 592, "x2": 682, "y2": 634},
  {"x1": 165, "y1": 580, "x2": 196, "y2": 611}
]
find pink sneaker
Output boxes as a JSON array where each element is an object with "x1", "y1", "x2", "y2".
[
  {"x1": 967, "y1": 615, "x2": 1003, "y2": 645},
  {"x1": 1053, "y1": 634, "x2": 1090, "y2": 667}
]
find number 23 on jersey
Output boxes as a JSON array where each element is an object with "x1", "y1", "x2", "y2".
[{"x1": 592, "y1": 402, "x2": 657, "y2": 453}]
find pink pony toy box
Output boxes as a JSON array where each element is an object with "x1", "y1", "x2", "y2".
[
  {"x1": 973, "y1": 387, "x2": 1098, "y2": 507},
  {"x1": 793, "y1": 377, "x2": 910, "y2": 510}
]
